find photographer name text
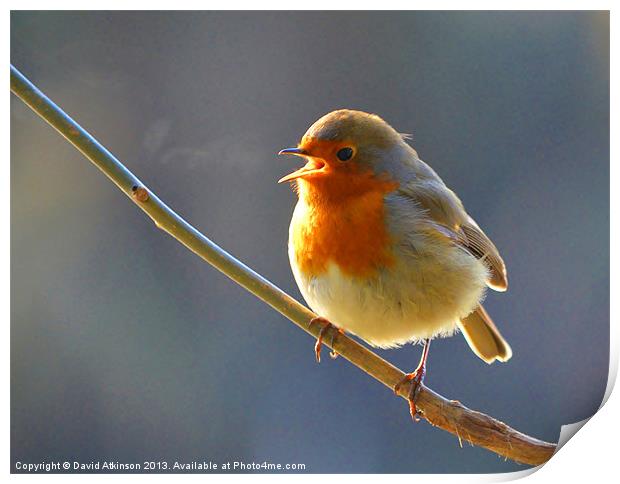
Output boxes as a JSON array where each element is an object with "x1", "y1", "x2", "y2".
[{"x1": 14, "y1": 460, "x2": 306, "y2": 472}]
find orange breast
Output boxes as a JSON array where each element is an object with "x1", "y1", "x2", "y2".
[{"x1": 291, "y1": 170, "x2": 399, "y2": 279}]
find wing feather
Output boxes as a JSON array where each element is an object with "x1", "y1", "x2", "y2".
[
  {"x1": 398, "y1": 173, "x2": 508, "y2": 291},
  {"x1": 458, "y1": 218, "x2": 508, "y2": 291}
]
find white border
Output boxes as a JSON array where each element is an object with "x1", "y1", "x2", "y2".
[{"x1": 6, "y1": 4, "x2": 614, "y2": 482}]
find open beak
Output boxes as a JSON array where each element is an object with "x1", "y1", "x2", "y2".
[{"x1": 277, "y1": 147, "x2": 327, "y2": 183}]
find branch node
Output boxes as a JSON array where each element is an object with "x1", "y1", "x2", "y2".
[{"x1": 131, "y1": 185, "x2": 149, "y2": 202}]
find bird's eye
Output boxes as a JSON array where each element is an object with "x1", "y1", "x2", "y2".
[{"x1": 336, "y1": 147, "x2": 354, "y2": 161}]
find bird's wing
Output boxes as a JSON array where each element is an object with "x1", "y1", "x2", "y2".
[
  {"x1": 398, "y1": 176, "x2": 508, "y2": 292},
  {"x1": 458, "y1": 216, "x2": 508, "y2": 291}
]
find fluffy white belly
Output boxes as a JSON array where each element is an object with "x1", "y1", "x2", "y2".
[{"x1": 289, "y1": 246, "x2": 488, "y2": 349}]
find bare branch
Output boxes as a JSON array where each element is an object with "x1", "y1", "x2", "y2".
[{"x1": 10, "y1": 65, "x2": 557, "y2": 467}]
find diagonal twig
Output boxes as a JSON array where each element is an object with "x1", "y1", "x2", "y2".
[{"x1": 10, "y1": 64, "x2": 557, "y2": 467}]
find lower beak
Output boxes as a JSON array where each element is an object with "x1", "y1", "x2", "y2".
[{"x1": 277, "y1": 147, "x2": 327, "y2": 183}]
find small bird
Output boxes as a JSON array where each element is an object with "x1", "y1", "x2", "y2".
[{"x1": 278, "y1": 109, "x2": 512, "y2": 419}]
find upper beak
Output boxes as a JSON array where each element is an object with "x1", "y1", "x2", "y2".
[
  {"x1": 278, "y1": 147, "x2": 308, "y2": 157},
  {"x1": 277, "y1": 147, "x2": 326, "y2": 183}
]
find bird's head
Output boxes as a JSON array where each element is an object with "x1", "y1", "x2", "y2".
[{"x1": 278, "y1": 109, "x2": 415, "y2": 199}]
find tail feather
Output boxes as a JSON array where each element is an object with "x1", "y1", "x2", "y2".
[{"x1": 457, "y1": 305, "x2": 512, "y2": 364}]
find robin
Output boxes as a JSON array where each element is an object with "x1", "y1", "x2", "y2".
[{"x1": 278, "y1": 109, "x2": 511, "y2": 420}]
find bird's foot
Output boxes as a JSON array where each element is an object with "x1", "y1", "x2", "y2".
[
  {"x1": 308, "y1": 317, "x2": 341, "y2": 362},
  {"x1": 393, "y1": 365, "x2": 427, "y2": 422},
  {"x1": 329, "y1": 328, "x2": 345, "y2": 360}
]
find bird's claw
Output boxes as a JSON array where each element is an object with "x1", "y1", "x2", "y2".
[
  {"x1": 393, "y1": 339, "x2": 431, "y2": 422},
  {"x1": 308, "y1": 317, "x2": 342, "y2": 363},
  {"x1": 393, "y1": 367, "x2": 426, "y2": 422}
]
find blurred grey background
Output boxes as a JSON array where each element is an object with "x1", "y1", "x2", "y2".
[{"x1": 11, "y1": 11, "x2": 609, "y2": 473}]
